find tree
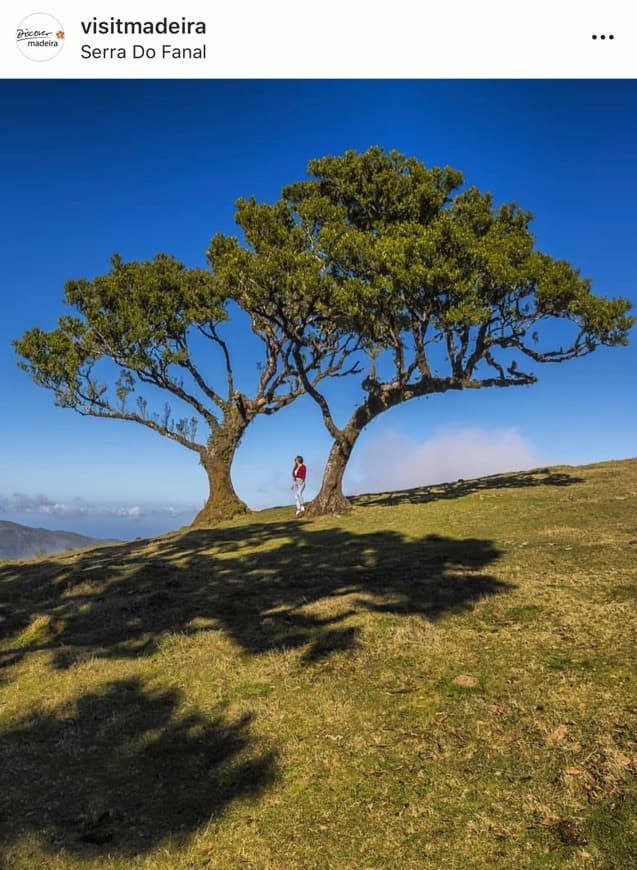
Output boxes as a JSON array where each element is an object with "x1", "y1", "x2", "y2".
[
  {"x1": 241, "y1": 147, "x2": 634, "y2": 515},
  {"x1": 14, "y1": 252, "x2": 359, "y2": 526}
]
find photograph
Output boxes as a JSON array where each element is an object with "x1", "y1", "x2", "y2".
[{"x1": 0, "y1": 8, "x2": 635, "y2": 869}]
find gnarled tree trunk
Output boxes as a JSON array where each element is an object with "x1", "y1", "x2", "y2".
[
  {"x1": 306, "y1": 425, "x2": 361, "y2": 517},
  {"x1": 307, "y1": 387, "x2": 408, "y2": 518},
  {"x1": 191, "y1": 435, "x2": 248, "y2": 527}
]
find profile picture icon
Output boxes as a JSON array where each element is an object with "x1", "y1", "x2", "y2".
[{"x1": 16, "y1": 13, "x2": 65, "y2": 61}]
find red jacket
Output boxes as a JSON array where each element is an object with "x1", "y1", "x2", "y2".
[{"x1": 293, "y1": 463, "x2": 307, "y2": 482}]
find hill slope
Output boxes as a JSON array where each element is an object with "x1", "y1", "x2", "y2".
[
  {"x1": 0, "y1": 520, "x2": 113, "y2": 560},
  {"x1": 0, "y1": 458, "x2": 635, "y2": 868}
]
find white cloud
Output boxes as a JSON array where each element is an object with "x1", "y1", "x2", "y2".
[
  {"x1": 346, "y1": 426, "x2": 545, "y2": 494},
  {"x1": 111, "y1": 505, "x2": 145, "y2": 520},
  {"x1": 0, "y1": 494, "x2": 194, "y2": 523},
  {"x1": 10, "y1": 493, "x2": 87, "y2": 518}
]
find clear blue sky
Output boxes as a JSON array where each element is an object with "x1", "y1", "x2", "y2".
[{"x1": 1, "y1": 80, "x2": 635, "y2": 539}]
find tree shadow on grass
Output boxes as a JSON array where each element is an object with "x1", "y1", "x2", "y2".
[
  {"x1": 351, "y1": 468, "x2": 584, "y2": 509},
  {"x1": 0, "y1": 678, "x2": 276, "y2": 860},
  {"x1": 0, "y1": 522, "x2": 511, "y2": 674}
]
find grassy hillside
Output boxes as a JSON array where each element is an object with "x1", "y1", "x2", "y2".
[{"x1": 0, "y1": 459, "x2": 635, "y2": 869}]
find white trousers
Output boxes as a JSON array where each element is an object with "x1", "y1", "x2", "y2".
[{"x1": 292, "y1": 479, "x2": 305, "y2": 511}]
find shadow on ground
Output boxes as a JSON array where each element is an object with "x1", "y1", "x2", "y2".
[
  {"x1": 0, "y1": 677, "x2": 276, "y2": 859},
  {"x1": 0, "y1": 522, "x2": 511, "y2": 859},
  {"x1": 0, "y1": 523, "x2": 511, "y2": 674},
  {"x1": 351, "y1": 468, "x2": 584, "y2": 509}
]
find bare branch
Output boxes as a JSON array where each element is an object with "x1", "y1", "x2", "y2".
[
  {"x1": 174, "y1": 335, "x2": 228, "y2": 414},
  {"x1": 208, "y1": 322, "x2": 235, "y2": 396},
  {"x1": 73, "y1": 387, "x2": 205, "y2": 454},
  {"x1": 132, "y1": 367, "x2": 218, "y2": 430},
  {"x1": 292, "y1": 346, "x2": 343, "y2": 440}
]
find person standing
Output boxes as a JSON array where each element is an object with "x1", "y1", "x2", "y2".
[{"x1": 292, "y1": 455, "x2": 307, "y2": 517}]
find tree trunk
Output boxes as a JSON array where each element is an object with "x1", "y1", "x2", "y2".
[
  {"x1": 191, "y1": 440, "x2": 248, "y2": 527},
  {"x1": 307, "y1": 387, "x2": 407, "y2": 518},
  {"x1": 306, "y1": 428, "x2": 360, "y2": 517}
]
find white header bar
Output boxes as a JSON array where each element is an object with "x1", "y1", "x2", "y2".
[{"x1": 2, "y1": 1, "x2": 635, "y2": 78}]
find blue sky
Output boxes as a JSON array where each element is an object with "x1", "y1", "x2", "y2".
[{"x1": 1, "y1": 80, "x2": 635, "y2": 539}]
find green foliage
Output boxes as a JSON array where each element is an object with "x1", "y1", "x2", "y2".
[
  {"x1": 207, "y1": 198, "x2": 345, "y2": 345},
  {"x1": 63, "y1": 252, "x2": 225, "y2": 362},
  {"x1": 14, "y1": 254, "x2": 224, "y2": 440},
  {"x1": 14, "y1": 318, "x2": 96, "y2": 409},
  {"x1": 276, "y1": 147, "x2": 633, "y2": 385},
  {"x1": 207, "y1": 145, "x2": 633, "y2": 432}
]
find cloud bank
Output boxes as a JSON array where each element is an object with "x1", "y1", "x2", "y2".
[
  {"x1": 346, "y1": 426, "x2": 545, "y2": 494},
  {"x1": 0, "y1": 493, "x2": 193, "y2": 523}
]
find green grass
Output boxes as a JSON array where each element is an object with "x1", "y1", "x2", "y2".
[{"x1": 0, "y1": 459, "x2": 635, "y2": 868}]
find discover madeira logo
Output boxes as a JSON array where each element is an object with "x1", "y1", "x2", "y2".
[{"x1": 16, "y1": 12, "x2": 65, "y2": 61}]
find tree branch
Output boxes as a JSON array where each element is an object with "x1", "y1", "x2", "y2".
[
  {"x1": 206, "y1": 322, "x2": 235, "y2": 397},
  {"x1": 72, "y1": 386, "x2": 204, "y2": 453},
  {"x1": 291, "y1": 346, "x2": 343, "y2": 440},
  {"x1": 132, "y1": 367, "x2": 218, "y2": 430}
]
